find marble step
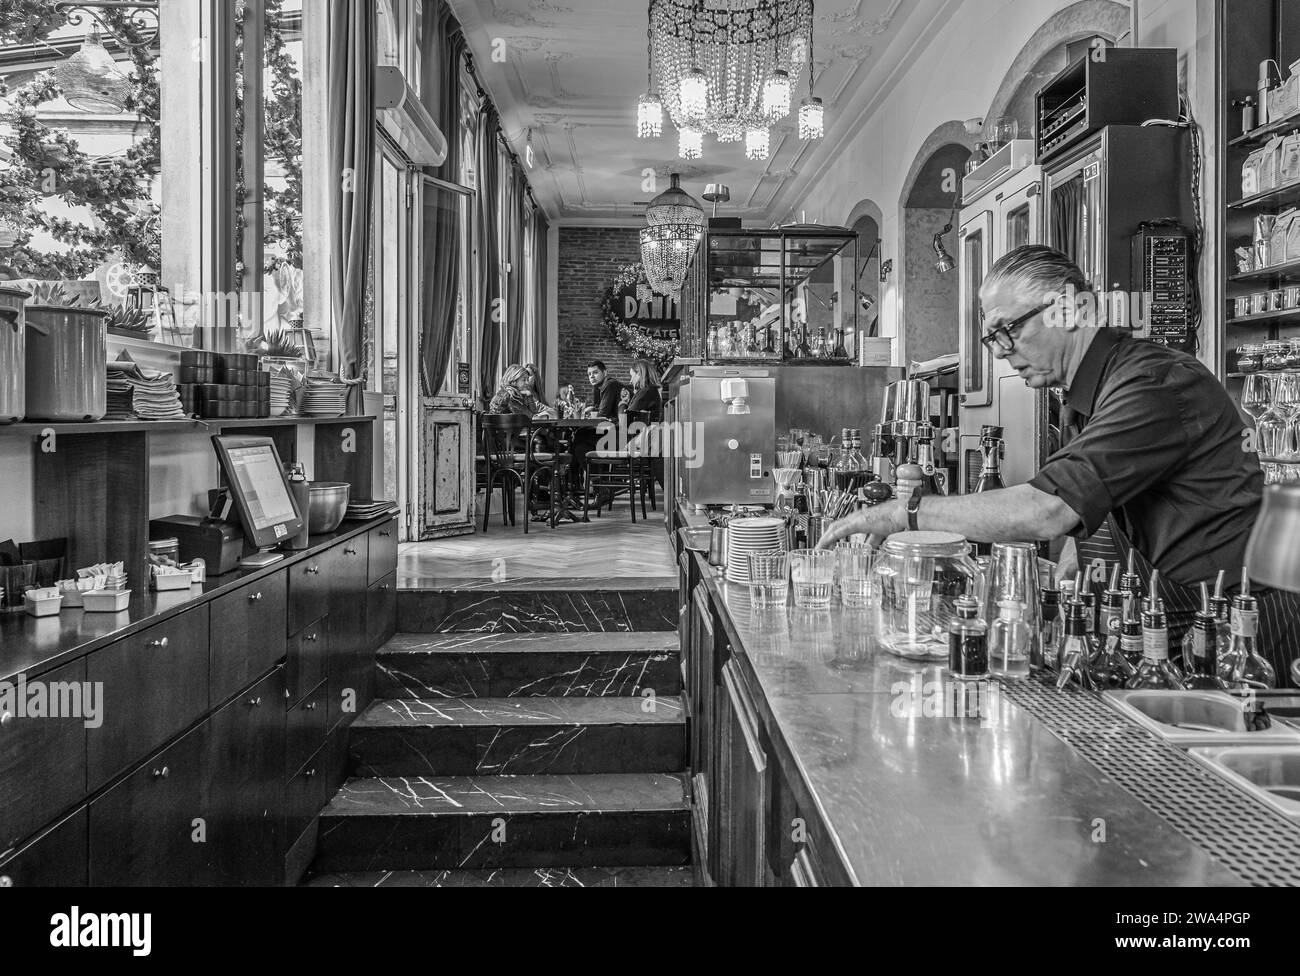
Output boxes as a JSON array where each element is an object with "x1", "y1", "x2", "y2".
[
  {"x1": 302, "y1": 865, "x2": 696, "y2": 887},
  {"x1": 314, "y1": 773, "x2": 691, "y2": 872},
  {"x1": 375, "y1": 631, "x2": 681, "y2": 699},
  {"x1": 349, "y1": 696, "x2": 685, "y2": 776},
  {"x1": 396, "y1": 582, "x2": 677, "y2": 634}
]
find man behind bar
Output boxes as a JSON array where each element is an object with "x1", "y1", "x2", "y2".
[{"x1": 818, "y1": 244, "x2": 1300, "y2": 685}]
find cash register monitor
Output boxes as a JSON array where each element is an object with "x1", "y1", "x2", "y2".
[{"x1": 211, "y1": 435, "x2": 304, "y2": 552}]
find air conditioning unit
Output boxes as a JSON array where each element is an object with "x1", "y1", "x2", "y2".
[{"x1": 374, "y1": 64, "x2": 448, "y2": 166}]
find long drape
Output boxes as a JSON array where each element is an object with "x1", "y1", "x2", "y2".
[
  {"x1": 327, "y1": 0, "x2": 375, "y2": 416},
  {"x1": 531, "y1": 207, "x2": 549, "y2": 387},
  {"x1": 505, "y1": 159, "x2": 526, "y2": 366},
  {"x1": 474, "y1": 105, "x2": 503, "y2": 397},
  {"x1": 418, "y1": 11, "x2": 464, "y2": 396}
]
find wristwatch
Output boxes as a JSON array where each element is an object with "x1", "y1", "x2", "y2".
[{"x1": 906, "y1": 486, "x2": 923, "y2": 532}]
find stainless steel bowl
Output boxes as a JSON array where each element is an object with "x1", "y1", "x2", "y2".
[{"x1": 306, "y1": 482, "x2": 350, "y2": 533}]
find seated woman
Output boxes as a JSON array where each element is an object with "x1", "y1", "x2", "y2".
[
  {"x1": 522, "y1": 363, "x2": 550, "y2": 412},
  {"x1": 622, "y1": 358, "x2": 663, "y2": 421},
  {"x1": 488, "y1": 363, "x2": 552, "y2": 420}
]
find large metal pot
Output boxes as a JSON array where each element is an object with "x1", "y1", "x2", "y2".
[
  {"x1": 0, "y1": 286, "x2": 29, "y2": 423},
  {"x1": 24, "y1": 304, "x2": 107, "y2": 422},
  {"x1": 306, "y1": 481, "x2": 350, "y2": 534}
]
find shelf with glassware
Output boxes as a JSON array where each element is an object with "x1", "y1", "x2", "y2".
[
  {"x1": 678, "y1": 226, "x2": 860, "y2": 366},
  {"x1": 1218, "y1": 0, "x2": 1300, "y2": 390}
]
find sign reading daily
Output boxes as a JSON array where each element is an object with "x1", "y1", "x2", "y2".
[
  {"x1": 613, "y1": 284, "x2": 679, "y2": 339},
  {"x1": 601, "y1": 263, "x2": 681, "y2": 369}
]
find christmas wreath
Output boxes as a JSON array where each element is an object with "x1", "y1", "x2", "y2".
[{"x1": 601, "y1": 263, "x2": 680, "y2": 370}]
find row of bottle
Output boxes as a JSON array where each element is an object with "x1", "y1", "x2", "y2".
[
  {"x1": 704, "y1": 322, "x2": 851, "y2": 360},
  {"x1": 1039, "y1": 561, "x2": 1276, "y2": 691},
  {"x1": 947, "y1": 556, "x2": 1278, "y2": 690}
]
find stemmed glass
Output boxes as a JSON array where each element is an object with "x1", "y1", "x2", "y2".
[
  {"x1": 1241, "y1": 373, "x2": 1272, "y2": 424},
  {"x1": 1272, "y1": 371, "x2": 1300, "y2": 462}
]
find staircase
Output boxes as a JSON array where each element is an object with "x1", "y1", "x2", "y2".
[{"x1": 305, "y1": 589, "x2": 693, "y2": 887}]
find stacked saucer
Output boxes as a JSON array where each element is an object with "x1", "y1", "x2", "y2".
[{"x1": 724, "y1": 517, "x2": 788, "y2": 585}]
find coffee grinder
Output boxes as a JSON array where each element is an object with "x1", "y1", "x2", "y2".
[{"x1": 974, "y1": 424, "x2": 1006, "y2": 494}]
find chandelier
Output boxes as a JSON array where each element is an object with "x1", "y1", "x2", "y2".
[
  {"x1": 639, "y1": 0, "x2": 825, "y2": 160},
  {"x1": 641, "y1": 173, "x2": 704, "y2": 296}
]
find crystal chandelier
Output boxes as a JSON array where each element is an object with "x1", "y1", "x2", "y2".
[
  {"x1": 636, "y1": 23, "x2": 663, "y2": 138},
  {"x1": 799, "y1": 95, "x2": 824, "y2": 140},
  {"x1": 55, "y1": 26, "x2": 132, "y2": 114},
  {"x1": 678, "y1": 126, "x2": 703, "y2": 160},
  {"x1": 641, "y1": 173, "x2": 704, "y2": 296},
  {"x1": 745, "y1": 126, "x2": 769, "y2": 161},
  {"x1": 646, "y1": 0, "x2": 824, "y2": 160}
]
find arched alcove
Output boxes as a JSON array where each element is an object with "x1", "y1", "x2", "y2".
[
  {"x1": 898, "y1": 128, "x2": 972, "y2": 366},
  {"x1": 844, "y1": 199, "x2": 883, "y2": 338}
]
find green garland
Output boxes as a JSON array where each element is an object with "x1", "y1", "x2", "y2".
[{"x1": 600, "y1": 263, "x2": 679, "y2": 370}]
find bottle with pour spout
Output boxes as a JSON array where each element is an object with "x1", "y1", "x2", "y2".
[
  {"x1": 1219, "y1": 567, "x2": 1277, "y2": 690},
  {"x1": 1184, "y1": 582, "x2": 1228, "y2": 691},
  {"x1": 1126, "y1": 570, "x2": 1185, "y2": 689},
  {"x1": 1182, "y1": 569, "x2": 1230, "y2": 672},
  {"x1": 1056, "y1": 573, "x2": 1098, "y2": 690},
  {"x1": 1097, "y1": 565, "x2": 1136, "y2": 686}
]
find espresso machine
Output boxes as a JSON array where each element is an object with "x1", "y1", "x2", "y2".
[{"x1": 870, "y1": 379, "x2": 933, "y2": 489}]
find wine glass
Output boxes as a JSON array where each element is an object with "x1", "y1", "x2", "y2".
[
  {"x1": 1273, "y1": 371, "x2": 1300, "y2": 462},
  {"x1": 1241, "y1": 373, "x2": 1273, "y2": 424}
]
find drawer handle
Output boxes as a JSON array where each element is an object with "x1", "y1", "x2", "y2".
[
  {"x1": 0, "y1": 710, "x2": 12, "y2": 728},
  {"x1": 305, "y1": 633, "x2": 318, "y2": 642},
  {"x1": 248, "y1": 696, "x2": 263, "y2": 707},
  {"x1": 0, "y1": 875, "x2": 10, "y2": 887},
  {"x1": 345, "y1": 546, "x2": 358, "y2": 555},
  {"x1": 306, "y1": 566, "x2": 320, "y2": 575},
  {"x1": 248, "y1": 592, "x2": 263, "y2": 603},
  {"x1": 304, "y1": 768, "x2": 317, "y2": 778},
  {"x1": 380, "y1": 583, "x2": 391, "y2": 592},
  {"x1": 379, "y1": 530, "x2": 392, "y2": 537},
  {"x1": 149, "y1": 637, "x2": 170, "y2": 649},
  {"x1": 305, "y1": 702, "x2": 318, "y2": 711},
  {"x1": 153, "y1": 766, "x2": 170, "y2": 780}
]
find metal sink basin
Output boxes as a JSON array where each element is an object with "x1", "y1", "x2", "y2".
[
  {"x1": 1103, "y1": 690, "x2": 1300, "y2": 748},
  {"x1": 1189, "y1": 746, "x2": 1300, "y2": 822}
]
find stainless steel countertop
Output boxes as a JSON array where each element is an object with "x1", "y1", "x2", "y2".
[{"x1": 681, "y1": 513, "x2": 1248, "y2": 885}]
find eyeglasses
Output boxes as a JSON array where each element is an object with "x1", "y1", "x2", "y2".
[{"x1": 979, "y1": 301, "x2": 1053, "y2": 353}]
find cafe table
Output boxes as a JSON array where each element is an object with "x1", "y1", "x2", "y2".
[{"x1": 531, "y1": 416, "x2": 614, "y2": 523}]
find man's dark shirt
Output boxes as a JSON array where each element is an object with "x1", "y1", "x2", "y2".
[
  {"x1": 590, "y1": 376, "x2": 624, "y2": 420},
  {"x1": 1029, "y1": 329, "x2": 1262, "y2": 586}
]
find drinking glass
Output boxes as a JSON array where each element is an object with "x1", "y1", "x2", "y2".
[
  {"x1": 836, "y1": 544, "x2": 876, "y2": 610},
  {"x1": 1241, "y1": 373, "x2": 1273, "y2": 423},
  {"x1": 790, "y1": 548, "x2": 835, "y2": 609},
  {"x1": 1275, "y1": 371, "x2": 1300, "y2": 462},
  {"x1": 747, "y1": 551, "x2": 790, "y2": 609}
]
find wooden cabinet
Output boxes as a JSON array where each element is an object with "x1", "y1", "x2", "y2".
[
  {"x1": 0, "y1": 807, "x2": 87, "y2": 887},
  {"x1": 689, "y1": 587, "x2": 719, "y2": 881},
  {"x1": 328, "y1": 540, "x2": 369, "y2": 729},
  {"x1": 367, "y1": 518, "x2": 396, "y2": 585},
  {"x1": 209, "y1": 570, "x2": 287, "y2": 707},
  {"x1": 206, "y1": 668, "x2": 286, "y2": 886},
  {"x1": 286, "y1": 616, "x2": 327, "y2": 707},
  {"x1": 284, "y1": 745, "x2": 327, "y2": 846},
  {"x1": 0, "y1": 659, "x2": 88, "y2": 852},
  {"x1": 88, "y1": 721, "x2": 211, "y2": 886},
  {"x1": 87, "y1": 606, "x2": 210, "y2": 791},
  {"x1": 288, "y1": 553, "x2": 331, "y2": 635},
  {"x1": 366, "y1": 572, "x2": 396, "y2": 651},
  {"x1": 285, "y1": 679, "x2": 329, "y2": 780},
  {"x1": 715, "y1": 659, "x2": 768, "y2": 887}
]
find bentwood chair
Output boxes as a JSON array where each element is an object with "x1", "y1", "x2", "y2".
[
  {"x1": 480, "y1": 414, "x2": 572, "y2": 533},
  {"x1": 582, "y1": 410, "x2": 654, "y2": 522}
]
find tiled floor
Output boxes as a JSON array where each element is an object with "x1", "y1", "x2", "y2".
[{"x1": 399, "y1": 497, "x2": 677, "y2": 587}]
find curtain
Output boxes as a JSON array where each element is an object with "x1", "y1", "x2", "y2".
[
  {"x1": 1051, "y1": 174, "x2": 1084, "y2": 266},
  {"x1": 505, "y1": 159, "x2": 526, "y2": 366},
  {"x1": 327, "y1": 0, "x2": 376, "y2": 416},
  {"x1": 474, "y1": 105, "x2": 503, "y2": 397},
  {"x1": 532, "y1": 206, "x2": 549, "y2": 387},
  {"x1": 418, "y1": 9, "x2": 464, "y2": 397}
]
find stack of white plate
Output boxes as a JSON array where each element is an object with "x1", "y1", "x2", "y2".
[
  {"x1": 301, "y1": 376, "x2": 349, "y2": 417},
  {"x1": 269, "y1": 372, "x2": 294, "y2": 416},
  {"x1": 724, "y1": 517, "x2": 788, "y2": 585}
]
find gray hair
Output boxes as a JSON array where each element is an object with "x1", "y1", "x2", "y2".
[{"x1": 983, "y1": 245, "x2": 1090, "y2": 303}]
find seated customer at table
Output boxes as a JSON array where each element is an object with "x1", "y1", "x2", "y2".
[
  {"x1": 584, "y1": 360, "x2": 624, "y2": 420},
  {"x1": 522, "y1": 362, "x2": 551, "y2": 411},
  {"x1": 488, "y1": 363, "x2": 554, "y2": 420},
  {"x1": 622, "y1": 358, "x2": 663, "y2": 422}
]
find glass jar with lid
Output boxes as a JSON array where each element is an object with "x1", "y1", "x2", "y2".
[
  {"x1": 1236, "y1": 343, "x2": 1264, "y2": 373},
  {"x1": 1263, "y1": 339, "x2": 1290, "y2": 371},
  {"x1": 874, "y1": 530, "x2": 986, "y2": 660}
]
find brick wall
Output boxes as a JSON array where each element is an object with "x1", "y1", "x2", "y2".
[{"x1": 557, "y1": 226, "x2": 642, "y2": 391}]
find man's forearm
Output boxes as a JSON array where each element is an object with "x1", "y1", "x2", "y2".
[{"x1": 820, "y1": 483, "x2": 1080, "y2": 546}]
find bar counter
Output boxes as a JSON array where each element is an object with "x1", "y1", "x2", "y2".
[{"x1": 677, "y1": 509, "x2": 1300, "y2": 886}]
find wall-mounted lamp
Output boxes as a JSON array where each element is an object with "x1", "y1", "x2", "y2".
[
  {"x1": 720, "y1": 377, "x2": 751, "y2": 415},
  {"x1": 932, "y1": 200, "x2": 959, "y2": 275},
  {"x1": 879, "y1": 258, "x2": 893, "y2": 283}
]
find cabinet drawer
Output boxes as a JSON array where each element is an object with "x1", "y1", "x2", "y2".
[
  {"x1": 284, "y1": 745, "x2": 327, "y2": 842},
  {"x1": 367, "y1": 519, "x2": 397, "y2": 585},
  {"x1": 288, "y1": 554, "x2": 331, "y2": 635},
  {"x1": 0, "y1": 806, "x2": 87, "y2": 887},
  {"x1": 87, "y1": 605, "x2": 210, "y2": 791},
  {"x1": 286, "y1": 680, "x2": 329, "y2": 780},
  {"x1": 88, "y1": 721, "x2": 210, "y2": 886},
  {"x1": 0, "y1": 659, "x2": 88, "y2": 851},
  {"x1": 286, "y1": 616, "x2": 327, "y2": 707},
  {"x1": 210, "y1": 571, "x2": 287, "y2": 706},
  {"x1": 366, "y1": 572, "x2": 396, "y2": 651}
]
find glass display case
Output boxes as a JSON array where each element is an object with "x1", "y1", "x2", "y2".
[{"x1": 679, "y1": 226, "x2": 859, "y2": 364}]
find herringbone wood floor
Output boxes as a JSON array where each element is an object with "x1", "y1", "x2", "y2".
[{"x1": 399, "y1": 493, "x2": 677, "y2": 585}]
